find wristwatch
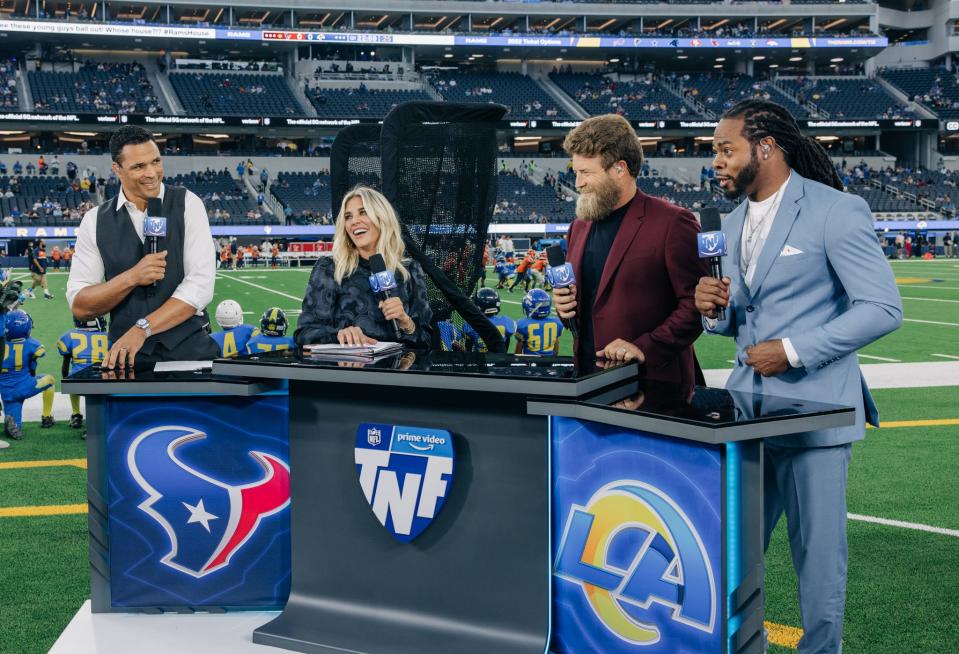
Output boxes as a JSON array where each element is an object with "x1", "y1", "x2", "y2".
[{"x1": 135, "y1": 318, "x2": 152, "y2": 338}]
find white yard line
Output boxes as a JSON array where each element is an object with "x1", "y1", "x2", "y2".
[
  {"x1": 848, "y1": 513, "x2": 959, "y2": 538},
  {"x1": 900, "y1": 296, "x2": 959, "y2": 304},
  {"x1": 215, "y1": 273, "x2": 302, "y2": 302},
  {"x1": 857, "y1": 354, "x2": 901, "y2": 362},
  {"x1": 904, "y1": 318, "x2": 959, "y2": 327},
  {"x1": 931, "y1": 353, "x2": 959, "y2": 360}
]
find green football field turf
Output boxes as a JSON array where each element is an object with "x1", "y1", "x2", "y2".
[
  {"x1": 7, "y1": 258, "x2": 959, "y2": 387},
  {"x1": 0, "y1": 259, "x2": 956, "y2": 653}
]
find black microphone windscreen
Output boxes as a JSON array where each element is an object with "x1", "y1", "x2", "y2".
[
  {"x1": 369, "y1": 253, "x2": 387, "y2": 274},
  {"x1": 700, "y1": 207, "x2": 722, "y2": 232},
  {"x1": 146, "y1": 197, "x2": 163, "y2": 217},
  {"x1": 546, "y1": 245, "x2": 566, "y2": 267}
]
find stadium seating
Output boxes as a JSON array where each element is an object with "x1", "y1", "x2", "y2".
[
  {"x1": 0, "y1": 175, "x2": 88, "y2": 225},
  {"x1": 428, "y1": 72, "x2": 568, "y2": 119},
  {"x1": 493, "y1": 172, "x2": 575, "y2": 224},
  {"x1": 271, "y1": 172, "x2": 334, "y2": 224},
  {"x1": 29, "y1": 62, "x2": 162, "y2": 114},
  {"x1": 550, "y1": 73, "x2": 688, "y2": 119},
  {"x1": 880, "y1": 67, "x2": 959, "y2": 120},
  {"x1": 777, "y1": 77, "x2": 910, "y2": 119},
  {"x1": 677, "y1": 73, "x2": 808, "y2": 117},
  {"x1": 164, "y1": 170, "x2": 275, "y2": 224},
  {"x1": 27, "y1": 62, "x2": 163, "y2": 114},
  {"x1": 169, "y1": 72, "x2": 303, "y2": 116},
  {"x1": 0, "y1": 58, "x2": 20, "y2": 109},
  {"x1": 305, "y1": 86, "x2": 433, "y2": 118}
]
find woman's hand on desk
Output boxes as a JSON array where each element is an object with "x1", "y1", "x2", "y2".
[
  {"x1": 378, "y1": 297, "x2": 414, "y2": 333},
  {"x1": 337, "y1": 326, "x2": 378, "y2": 346}
]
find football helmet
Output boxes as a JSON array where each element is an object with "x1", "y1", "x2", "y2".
[
  {"x1": 5, "y1": 310, "x2": 32, "y2": 339},
  {"x1": 215, "y1": 299, "x2": 244, "y2": 329},
  {"x1": 473, "y1": 288, "x2": 502, "y2": 316},
  {"x1": 521, "y1": 288, "x2": 551, "y2": 320},
  {"x1": 260, "y1": 307, "x2": 288, "y2": 337}
]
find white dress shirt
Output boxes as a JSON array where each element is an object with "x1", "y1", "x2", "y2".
[
  {"x1": 707, "y1": 172, "x2": 802, "y2": 368},
  {"x1": 66, "y1": 183, "x2": 215, "y2": 314}
]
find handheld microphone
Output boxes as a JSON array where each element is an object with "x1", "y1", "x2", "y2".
[
  {"x1": 545, "y1": 245, "x2": 577, "y2": 338},
  {"x1": 368, "y1": 254, "x2": 401, "y2": 340},
  {"x1": 697, "y1": 207, "x2": 727, "y2": 321},
  {"x1": 144, "y1": 198, "x2": 167, "y2": 292}
]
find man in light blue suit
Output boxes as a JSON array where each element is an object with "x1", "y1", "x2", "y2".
[{"x1": 695, "y1": 100, "x2": 902, "y2": 654}]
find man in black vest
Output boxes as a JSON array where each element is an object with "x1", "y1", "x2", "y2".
[{"x1": 66, "y1": 126, "x2": 218, "y2": 369}]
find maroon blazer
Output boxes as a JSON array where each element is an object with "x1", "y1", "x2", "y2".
[{"x1": 567, "y1": 189, "x2": 708, "y2": 390}]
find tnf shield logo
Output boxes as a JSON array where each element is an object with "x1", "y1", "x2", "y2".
[
  {"x1": 144, "y1": 216, "x2": 167, "y2": 238},
  {"x1": 546, "y1": 263, "x2": 575, "y2": 288},
  {"x1": 554, "y1": 480, "x2": 717, "y2": 645},
  {"x1": 127, "y1": 426, "x2": 290, "y2": 578},
  {"x1": 354, "y1": 423, "x2": 455, "y2": 543},
  {"x1": 697, "y1": 232, "x2": 727, "y2": 258},
  {"x1": 368, "y1": 270, "x2": 398, "y2": 294}
]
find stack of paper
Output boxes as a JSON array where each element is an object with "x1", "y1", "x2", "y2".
[{"x1": 304, "y1": 342, "x2": 404, "y2": 362}]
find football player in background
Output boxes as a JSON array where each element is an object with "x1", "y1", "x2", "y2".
[
  {"x1": 508, "y1": 249, "x2": 537, "y2": 293},
  {"x1": 436, "y1": 319, "x2": 465, "y2": 352},
  {"x1": 57, "y1": 316, "x2": 108, "y2": 433},
  {"x1": 0, "y1": 311, "x2": 55, "y2": 440},
  {"x1": 211, "y1": 300, "x2": 258, "y2": 358},
  {"x1": 463, "y1": 288, "x2": 516, "y2": 353},
  {"x1": 529, "y1": 250, "x2": 549, "y2": 291},
  {"x1": 245, "y1": 307, "x2": 295, "y2": 353},
  {"x1": 514, "y1": 289, "x2": 564, "y2": 356},
  {"x1": 270, "y1": 243, "x2": 280, "y2": 268},
  {"x1": 494, "y1": 256, "x2": 514, "y2": 290}
]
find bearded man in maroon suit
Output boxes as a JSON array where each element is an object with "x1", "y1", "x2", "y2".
[{"x1": 552, "y1": 115, "x2": 708, "y2": 391}]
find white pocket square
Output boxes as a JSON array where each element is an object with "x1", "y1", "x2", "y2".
[{"x1": 779, "y1": 245, "x2": 804, "y2": 257}]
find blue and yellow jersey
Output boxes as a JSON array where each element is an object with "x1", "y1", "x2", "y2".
[
  {"x1": 211, "y1": 324, "x2": 259, "y2": 358},
  {"x1": 462, "y1": 316, "x2": 516, "y2": 353},
  {"x1": 515, "y1": 317, "x2": 564, "y2": 356},
  {"x1": 436, "y1": 321, "x2": 462, "y2": 351},
  {"x1": 245, "y1": 334, "x2": 295, "y2": 355},
  {"x1": 57, "y1": 329, "x2": 109, "y2": 374},
  {"x1": 1, "y1": 337, "x2": 44, "y2": 381}
]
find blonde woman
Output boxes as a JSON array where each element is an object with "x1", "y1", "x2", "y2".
[{"x1": 294, "y1": 186, "x2": 433, "y2": 347}]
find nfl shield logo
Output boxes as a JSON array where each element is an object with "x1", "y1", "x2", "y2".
[{"x1": 354, "y1": 423, "x2": 455, "y2": 543}]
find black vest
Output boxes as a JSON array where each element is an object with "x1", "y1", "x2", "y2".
[{"x1": 95, "y1": 186, "x2": 206, "y2": 354}]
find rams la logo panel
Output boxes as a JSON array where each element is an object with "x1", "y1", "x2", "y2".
[
  {"x1": 551, "y1": 416, "x2": 723, "y2": 653},
  {"x1": 354, "y1": 422, "x2": 455, "y2": 542}
]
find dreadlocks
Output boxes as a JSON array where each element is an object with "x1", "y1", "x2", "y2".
[{"x1": 722, "y1": 99, "x2": 844, "y2": 192}]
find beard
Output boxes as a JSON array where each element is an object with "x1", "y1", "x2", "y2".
[
  {"x1": 576, "y1": 173, "x2": 622, "y2": 222},
  {"x1": 721, "y1": 152, "x2": 760, "y2": 200}
]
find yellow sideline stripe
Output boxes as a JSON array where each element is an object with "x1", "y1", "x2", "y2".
[
  {"x1": 765, "y1": 621, "x2": 803, "y2": 649},
  {"x1": 0, "y1": 458, "x2": 87, "y2": 470},
  {"x1": 869, "y1": 418, "x2": 959, "y2": 429},
  {"x1": 0, "y1": 503, "x2": 87, "y2": 518}
]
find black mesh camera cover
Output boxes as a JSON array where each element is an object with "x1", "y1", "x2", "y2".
[
  {"x1": 330, "y1": 123, "x2": 383, "y2": 216},
  {"x1": 379, "y1": 101, "x2": 509, "y2": 352}
]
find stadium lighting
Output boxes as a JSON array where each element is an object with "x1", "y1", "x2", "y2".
[
  {"x1": 789, "y1": 56, "x2": 803, "y2": 62},
  {"x1": 769, "y1": 64, "x2": 779, "y2": 68},
  {"x1": 713, "y1": 64, "x2": 723, "y2": 68},
  {"x1": 444, "y1": 53, "x2": 454, "y2": 58},
  {"x1": 715, "y1": 57, "x2": 726, "y2": 62},
  {"x1": 609, "y1": 58, "x2": 620, "y2": 63},
  {"x1": 752, "y1": 55, "x2": 765, "y2": 61},
  {"x1": 830, "y1": 57, "x2": 844, "y2": 62},
  {"x1": 677, "y1": 55, "x2": 688, "y2": 59}
]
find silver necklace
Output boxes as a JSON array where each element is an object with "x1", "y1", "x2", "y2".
[{"x1": 741, "y1": 184, "x2": 786, "y2": 273}]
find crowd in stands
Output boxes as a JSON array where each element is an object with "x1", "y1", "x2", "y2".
[
  {"x1": 271, "y1": 171, "x2": 335, "y2": 225},
  {"x1": 170, "y1": 72, "x2": 302, "y2": 116},
  {"x1": 429, "y1": 72, "x2": 566, "y2": 119},
  {"x1": 551, "y1": 73, "x2": 687, "y2": 119},
  {"x1": 0, "y1": 58, "x2": 20, "y2": 110},
  {"x1": 674, "y1": 72, "x2": 807, "y2": 117},
  {"x1": 30, "y1": 61, "x2": 162, "y2": 114},
  {"x1": 881, "y1": 67, "x2": 959, "y2": 120},
  {"x1": 305, "y1": 83, "x2": 432, "y2": 117},
  {"x1": 780, "y1": 77, "x2": 911, "y2": 119}
]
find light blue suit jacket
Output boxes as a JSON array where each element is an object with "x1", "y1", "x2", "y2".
[{"x1": 705, "y1": 172, "x2": 903, "y2": 447}]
